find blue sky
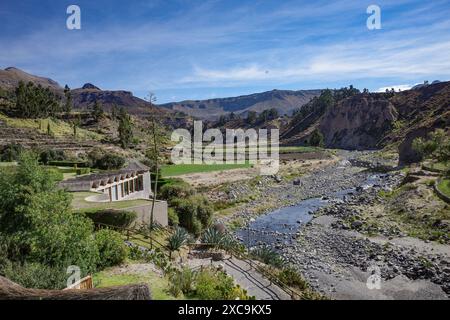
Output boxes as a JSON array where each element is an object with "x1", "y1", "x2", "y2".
[{"x1": 0, "y1": 0, "x2": 449, "y2": 103}]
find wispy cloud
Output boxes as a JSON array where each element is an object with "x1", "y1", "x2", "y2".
[{"x1": 0, "y1": 0, "x2": 449, "y2": 102}]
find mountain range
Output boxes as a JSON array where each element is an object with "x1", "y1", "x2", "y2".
[
  {"x1": 160, "y1": 89, "x2": 322, "y2": 119},
  {"x1": 0, "y1": 67, "x2": 322, "y2": 119}
]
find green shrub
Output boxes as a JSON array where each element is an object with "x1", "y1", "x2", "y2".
[
  {"x1": 277, "y1": 267, "x2": 309, "y2": 290},
  {"x1": 39, "y1": 149, "x2": 66, "y2": 165},
  {"x1": 0, "y1": 143, "x2": 23, "y2": 162},
  {"x1": 1, "y1": 261, "x2": 68, "y2": 290},
  {"x1": 94, "y1": 154, "x2": 125, "y2": 170},
  {"x1": 168, "y1": 267, "x2": 197, "y2": 296},
  {"x1": 160, "y1": 182, "x2": 195, "y2": 204},
  {"x1": 0, "y1": 153, "x2": 100, "y2": 277},
  {"x1": 84, "y1": 209, "x2": 137, "y2": 229},
  {"x1": 76, "y1": 167, "x2": 91, "y2": 175},
  {"x1": 250, "y1": 246, "x2": 284, "y2": 268},
  {"x1": 168, "y1": 207, "x2": 179, "y2": 226},
  {"x1": 46, "y1": 167, "x2": 64, "y2": 182},
  {"x1": 94, "y1": 229, "x2": 128, "y2": 269},
  {"x1": 195, "y1": 268, "x2": 242, "y2": 300},
  {"x1": 171, "y1": 195, "x2": 213, "y2": 235}
]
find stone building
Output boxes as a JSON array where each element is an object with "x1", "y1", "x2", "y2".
[
  {"x1": 60, "y1": 160, "x2": 168, "y2": 226},
  {"x1": 60, "y1": 160, "x2": 152, "y2": 201}
]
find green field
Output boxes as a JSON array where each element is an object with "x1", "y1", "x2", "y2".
[
  {"x1": 438, "y1": 179, "x2": 450, "y2": 197},
  {"x1": 278, "y1": 146, "x2": 320, "y2": 153},
  {"x1": 161, "y1": 162, "x2": 252, "y2": 177}
]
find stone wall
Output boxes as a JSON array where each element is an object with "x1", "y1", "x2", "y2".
[{"x1": 124, "y1": 200, "x2": 168, "y2": 227}]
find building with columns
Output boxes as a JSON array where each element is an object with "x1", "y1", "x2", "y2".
[{"x1": 60, "y1": 160, "x2": 153, "y2": 201}]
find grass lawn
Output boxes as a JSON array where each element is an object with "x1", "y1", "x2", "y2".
[
  {"x1": 278, "y1": 146, "x2": 320, "y2": 153},
  {"x1": 71, "y1": 191, "x2": 151, "y2": 212},
  {"x1": 437, "y1": 179, "x2": 450, "y2": 197},
  {"x1": 424, "y1": 161, "x2": 449, "y2": 172},
  {"x1": 161, "y1": 162, "x2": 252, "y2": 177},
  {"x1": 93, "y1": 266, "x2": 181, "y2": 300}
]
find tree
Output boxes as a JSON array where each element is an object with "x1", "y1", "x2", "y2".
[
  {"x1": 309, "y1": 129, "x2": 325, "y2": 147},
  {"x1": 63, "y1": 85, "x2": 72, "y2": 113},
  {"x1": 14, "y1": 81, "x2": 61, "y2": 118},
  {"x1": 413, "y1": 129, "x2": 450, "y2": 164},
  {"x1": 258, "y1": 108, "x2": 278, "y2": 123},
  {"x1": 0, "y1": 153, "x2": 99, "y2": 277},
  {"x1": 91, "y1": 100, "x2": 104, "y2": 122},
  {"x1": 111, "y1": 104, "x2": 118, "y2": 120},
  {"x1": 118, "y1": 107, "x2": 133, "y2": 149},
  {"x1": 72, "y1": 113, "x2": 81, "y2": 137},
  {"x1": 246, "y1": 111, "x2": 257, "y2": 124}
]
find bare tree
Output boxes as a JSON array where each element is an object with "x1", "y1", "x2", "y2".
[{"x1": 145, "y1": 92, "x2": 159, "y2": 232}]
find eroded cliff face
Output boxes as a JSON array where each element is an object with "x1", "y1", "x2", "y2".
[{"x1": 319, "y1": 95, "x2": 398, "y2": 150}]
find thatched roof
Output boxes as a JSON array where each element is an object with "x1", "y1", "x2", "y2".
[{"x1": 0, "y1": 276, "x2": 151, "y2": 300}]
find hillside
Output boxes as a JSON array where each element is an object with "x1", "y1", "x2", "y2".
[
  {"x1": 281, "y1": 81, "x2": 450, "y2": 163},
  {"x1": 0, "y1": 67, "x2": 166, "y2": 116},
  {"x1": 0, "y1": 67, "x2": 62, "y2": 92},
  {"x1": 160, "y1": 89, "x2": 322, "y2": 119}
]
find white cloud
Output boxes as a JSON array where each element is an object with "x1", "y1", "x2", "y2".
[{"x1": 376, "y1": 84, "x2": 413, "y2": 92}]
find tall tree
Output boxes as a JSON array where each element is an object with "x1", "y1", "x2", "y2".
[
  {"x1": 63, "y1": 85, "x2": 73, "y2": 114},
  {"x1": 118, "y1": 107, "x2": 133, "y2": 148},
  {"x1": 309, "y1": 129, "x2": 325, "y2": 147},
  {"x1": 91, "y1": 100, "x2": 104, "y2": 122}
]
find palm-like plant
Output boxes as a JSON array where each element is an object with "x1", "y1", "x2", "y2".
[{"x1": 167, "y1": 227, "x2": 189, "y2": 259}]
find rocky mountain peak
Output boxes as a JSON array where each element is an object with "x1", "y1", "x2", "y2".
[{"x1": 82, "y1": 83, "x2": 101, "y2": 90}]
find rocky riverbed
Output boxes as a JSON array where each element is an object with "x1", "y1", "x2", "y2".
[{"x1": 224, "y1": 151, "x2": 450, "y2": 299}]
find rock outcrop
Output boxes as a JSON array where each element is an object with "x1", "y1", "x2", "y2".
[{"x1": 320, "y1": 95, "x2": 398, "y2": 150}]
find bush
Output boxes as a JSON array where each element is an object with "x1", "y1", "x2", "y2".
[
  {"x1": 277, "y1": 267, "x2": 309, "y2": 290},
  {"x1": 0, "y1": 143, "x2": 23, "y2": 162},
  {"x1": 84, "y1": 209, "x2": 137, "y2": 229},
  {"x1": 171, "y1": 195, "x2": 213, "y2": 235},
  {"x1": 309, "y1": 129, "x2": 324, "y2": 147},
  {"x1": 94, "y1": 154, "x2": 125, "y2": 170},
  {"x1": 94, "y1": 229, "x2": 128, "y2": 269},
  {"x1": 168, "y1": 267, "x2": 197, "y2": 297},
  {"x1": 76, "y1": 167, "x2": 91, "y2": 175},
  {"x1": 39, "y1": 149, "x2": 66, "y2": 165},
  {"x1": 195, "y1": 268, "x2": 249, "y2": 300},
  {"x1": 1, "y1": 261, "x2": 68, "y2": 290},
  {"x1": 168, "y1": 208, "x2": 179, "y2": 226},
  {"x1": 160, "y1": 182, "x2": 195, "y2": 204},
  {"x1": 250, "y1": 246, "x2": 284, "y2": 268}
]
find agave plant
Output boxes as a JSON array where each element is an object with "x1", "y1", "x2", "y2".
[
  {"x1": 201, "y1": 227, "x2": 226, "y2": 248},
  {"x1": 250, "y1": 246, "x2": 284, "y2": 268},
  {"x1": 167, "y1": 227, "x2": 189, "y2": 259}
]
